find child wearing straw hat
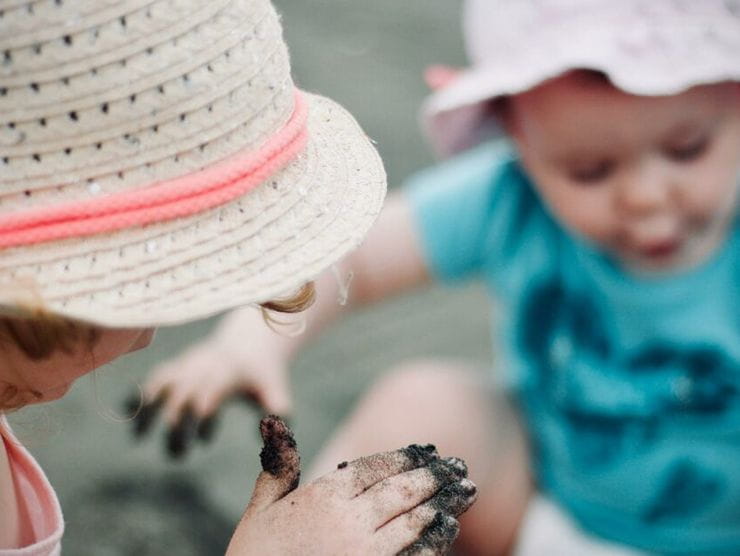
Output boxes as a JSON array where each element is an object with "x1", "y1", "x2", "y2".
[
  {"x1": 138, "y1": 0, "x2": 740, "y2": 553},
  {"x1": 0, "y1": 0, "x2": 478, "y2": 554}
]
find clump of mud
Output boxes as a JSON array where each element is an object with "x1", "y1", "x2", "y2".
[{"x1": 259, "y1": 414, "x2": 301, "y2": 491}]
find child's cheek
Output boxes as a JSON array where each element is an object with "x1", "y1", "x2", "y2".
[
  {"x1": 528, "y1": 166, "x2": 616, "y2": 245},
  {"x1": 682, "y1": 168, "x2": 739, "y2": 227},
  {"x1": 550, "y1": 186, "x2": 614, "y2": 245}
]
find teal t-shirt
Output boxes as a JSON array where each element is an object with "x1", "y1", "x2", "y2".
[{"x1": 405, "y1": 142, "x2": 740, "y2": 555}]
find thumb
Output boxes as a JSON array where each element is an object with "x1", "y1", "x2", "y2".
[
  {"x1": 245, "y1": 415, "x2": 301, "y2": 513},
  {"x1": 258, "y1": 369, "x2": 293, "y2": 416}
]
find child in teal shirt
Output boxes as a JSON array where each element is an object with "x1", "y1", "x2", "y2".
[
  {"x1": 405, "y1": 139, "x2": 740, "y2": 553},
  {"x1": 140, "y1": 0, "x2": 740, "y2": 553}
]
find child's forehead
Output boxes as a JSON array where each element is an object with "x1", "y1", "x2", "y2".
[
  {"x1": 509, "y1": 75, "x2": 738, "y2": 153},
  {"x1": 512, "y1": 74, "x2": 735, "y2": 129},
  {"x1": 513, "y1": 70, "x2": 615, "y2": 105}
]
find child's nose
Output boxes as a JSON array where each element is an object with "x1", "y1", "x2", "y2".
[
  {"x1": 127, "y1": 328, "x2": 156, "y2": 353},
  {"x1": 615, "y1": 163, "x2": 674, "y2": 217}
]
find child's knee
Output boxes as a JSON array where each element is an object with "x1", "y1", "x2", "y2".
[{"x1": 366, "y1": 359, "x2": 475, "y2": 409}]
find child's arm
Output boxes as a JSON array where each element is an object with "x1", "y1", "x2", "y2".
[{"x1": 132, "y1": 192, "x2": 430, "y2": 455}]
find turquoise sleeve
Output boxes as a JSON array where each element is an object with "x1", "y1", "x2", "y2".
[{"x1": 404, "y1": 142, "x2": 552, "y2": 285}]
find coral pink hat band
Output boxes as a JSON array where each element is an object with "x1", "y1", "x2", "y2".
[{"x1": 0, "y1": 90, "x2": 309, "y2": 249}]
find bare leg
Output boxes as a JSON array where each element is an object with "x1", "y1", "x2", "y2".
[{"x1": 308, "y1": 359, "x2": 533, "y2": 555}]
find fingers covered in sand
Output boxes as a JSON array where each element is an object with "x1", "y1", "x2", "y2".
[
  {"x1": 247, "y1": 415, "x2": 301, "y2": 511},
  {"x1": 230, "y1": 416, "x2": 476, "y2": 555}
]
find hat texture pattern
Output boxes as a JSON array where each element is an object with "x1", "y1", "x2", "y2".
[{"x1": 0, "y1": 0, "x2": 386, "y2": 326}]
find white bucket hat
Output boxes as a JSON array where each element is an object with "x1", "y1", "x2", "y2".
[
  {"x1": 423, "y1": 0, "x2": 740, "y2": 158},
  {"x1": 0, "y1": 0, "x2": 386, "y2": 327}
]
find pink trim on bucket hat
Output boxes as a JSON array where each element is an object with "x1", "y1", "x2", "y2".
[
  {"x1": 422, "y1": 0, "x2": 740, "y2": 158},
  {"x1": 0, "y1": 91, "x2": 308, "y2": 249}
]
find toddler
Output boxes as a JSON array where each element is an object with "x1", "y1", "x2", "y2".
[
  {"x1": 139, "y1": 0, "x2": 740, "y2": 554},
  {"x1": 0, "y1": 0, "x2": 476, "y2": 554}
]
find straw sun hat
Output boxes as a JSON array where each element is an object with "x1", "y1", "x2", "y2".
[{"x1": 0, "y1": 0, "x2": 386, "y2": 327}]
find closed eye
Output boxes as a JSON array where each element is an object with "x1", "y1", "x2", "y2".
[
  {"x1": 568, "y1": 160, "x2": 614, "y2": 184},
  {"x1": 665, "y1": 136, "x2": 710, "y2": 162}
]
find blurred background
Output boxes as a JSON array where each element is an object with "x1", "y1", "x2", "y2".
[{"x1": 8, "y1": 1, "x2": 493, "y2": 554}]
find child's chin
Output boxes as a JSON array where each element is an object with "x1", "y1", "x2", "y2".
[
  {"x1": 631, "y1": 260, "x2": 684, "y2": 276},
  {"x1": 42, "y1": 382, "x2": 73, "y2": 403},
  {"x1": 620, "y1": 241, "x2": 715, "y2": 276}
]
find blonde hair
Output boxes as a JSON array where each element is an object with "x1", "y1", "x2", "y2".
[{"x1": 260, "y1": 282, "x2": 315, "y2": 314}]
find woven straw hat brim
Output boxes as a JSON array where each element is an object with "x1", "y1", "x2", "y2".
[{"x1": 0, "y1": 92, "x2": 386, "y2": 327}]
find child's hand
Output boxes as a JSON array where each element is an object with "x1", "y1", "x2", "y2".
[
  {"x1": 227, "y1": 416, "x2": 477, "y2": 555},
  {"x1": 127, "y1": 309, "x2": 295, "y2": 458}
]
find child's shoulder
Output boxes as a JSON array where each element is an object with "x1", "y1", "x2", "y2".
[
  {"x1": 405, "y1": 140, "x2": 523, "y2": 193},
  {"x1": 405, "y1": 141, "x2": 547, "y2": 233},
  {"x1": 403, "y1": 141, "x2": 558, "y2": 284}
]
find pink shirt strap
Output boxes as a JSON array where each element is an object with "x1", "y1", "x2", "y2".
[
  {"x1": 0, "y1": 91, "x2": 308, "y2": 249},
  {"x1": 0, "y1": 416, "x2": 63, "y2": 556}
]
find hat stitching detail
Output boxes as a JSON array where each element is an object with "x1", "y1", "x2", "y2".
[
  {"x1": 0, "y1": 1, "x2": 263, "y2": 114},
  {"x1": 12, "y1": 102, "x2": 363, "y2": 301},
  {"x1": 74, "y1": 150, "x2": 361, "y2": 312},
  {"x1": 0, "y1": 71, "x2": 292, "y2": 199},
  {"x1": 120, "y1": 173, "x2": 378, "y2": 319},
  {"x1": 0, "y1": 42, "x2": 285, "y2": 160},
  {"x1": 0, "y1": 0, "x2": 162, "y2": 51},
  {"x1": 0, "y1": 90, "x2": 307, "y2": 248},
  {"x1": 1, "y1": 4, "x2": 252, "y2": 101}
]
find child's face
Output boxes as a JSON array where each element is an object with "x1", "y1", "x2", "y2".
[
  {"x1": 1, "y1": 327, "x2": 154, "y2": 408},
  {"x1": 509, "y1": 73, "x2": 740, "y2": 272}
]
